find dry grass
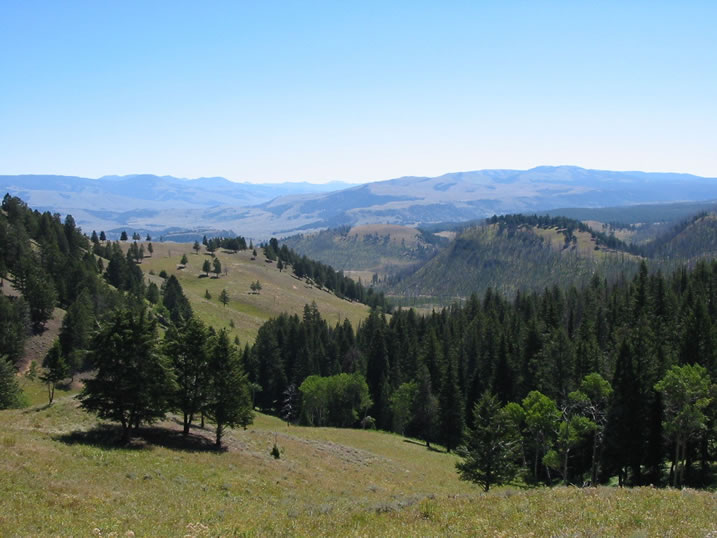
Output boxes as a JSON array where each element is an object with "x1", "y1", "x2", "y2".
[
  {"x1": 125, "y1": 241, "x2": 370, "y2": 344},
  {"x1": 1, "y1": 379, "x2": 716, "y2": 536}
]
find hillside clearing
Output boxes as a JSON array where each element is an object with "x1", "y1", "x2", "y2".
[{"x1": 120, "y1": 241, "x2": 370, "y2": 344}]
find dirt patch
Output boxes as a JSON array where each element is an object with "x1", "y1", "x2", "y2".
[{"x1": 16, "y1": 307, "x2": 66, "y2": 373}]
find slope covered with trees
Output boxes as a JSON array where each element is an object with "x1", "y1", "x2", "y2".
[
  {"x1": 248, "y1": 260, "x2": 717, "y2": 489},
  {"x1": 388, "y1": 215, "x2": 642, "y2": 300}
]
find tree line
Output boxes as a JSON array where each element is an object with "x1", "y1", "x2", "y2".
[
  {"x1": 262, "y1": 237, "x2": 389, "y2": 310},
  {"x1": 247, "y1": 261, "x2": 716, "y2": 489}
]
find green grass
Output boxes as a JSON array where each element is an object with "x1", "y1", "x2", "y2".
[
  {"x1": 1, "y1": 379, "x2": 716, "y2": 536},
  {"x1": 132, "y1": 242, "x2": 371, "y2": 344}
]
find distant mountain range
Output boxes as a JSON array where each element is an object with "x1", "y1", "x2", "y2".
[{"x1": 3, "y1": 166, "x2": 717, "y2": 240}]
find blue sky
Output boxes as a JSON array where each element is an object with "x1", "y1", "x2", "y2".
[{"x1": 1, "y1": 1, "x2": 716, "y2": 182}]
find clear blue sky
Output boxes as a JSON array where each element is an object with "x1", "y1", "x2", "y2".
[{"x1": 1, "y1": 1, "x2": 716, "y2": 182}]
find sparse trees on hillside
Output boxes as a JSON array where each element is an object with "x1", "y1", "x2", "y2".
[{"x1": 219, "y1": 289, "x2": 229, "y2": 307}]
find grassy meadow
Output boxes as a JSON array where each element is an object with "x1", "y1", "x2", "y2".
[
  {"x1": 2, "y1": 378, "x2": 716, "y2": 536},
  {"x1": 125, "y1": 241, "x2": 370, "y2": 344}
]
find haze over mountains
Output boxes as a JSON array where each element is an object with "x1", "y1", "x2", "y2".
[{"x1": 3, "y1": 166, "x2": 717, "y2": 240}]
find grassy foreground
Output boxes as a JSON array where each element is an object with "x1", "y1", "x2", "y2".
[{"x1": 1, "y1": 380, "x2": 716, "y2": 536}]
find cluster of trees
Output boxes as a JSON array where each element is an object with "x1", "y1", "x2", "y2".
[
  {"x1": 201, "y1": 235, "x2": 249, "y2": 254},
  {"x1": 80, "y1": 308, "x2": 253, "y2": 447},
  {"x1": 248, "y1": 261, "x2": 717, "y2": 488},
  {"x1": 262, "y1": 237, "x2": 389, "y2": 309}
]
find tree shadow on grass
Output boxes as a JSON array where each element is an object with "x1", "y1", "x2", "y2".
[
  {"x1": 402, "y1": 439, "x2": 446, "y2": 453},
  {"x1": 55, "y1": 424, "x2": 223, "y2": 452}
]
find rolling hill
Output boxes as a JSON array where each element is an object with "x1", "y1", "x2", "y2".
[{"x1": 124, "y1": 241, "x2": 371, "y2": 344}]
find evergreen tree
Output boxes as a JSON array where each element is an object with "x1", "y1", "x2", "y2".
[
  {"x1": 164, "y1": 317, "x2": 210, "y2": 435},
  {"x1": 99, "y1": 231, "x2": 106, "y2": 241},
  {"x1": 193, "y1": 240, "x2": 201, "y2": 254},
  {"x1": 162, "y1": 275, "x2": 192, "y2": 324},
  {"x1": 219, "y1": 289, "x2": 229, "y2": 307},
  {"x1": 439, "y1": 347, "x2": 465, "y2": 452},
  {"x1": 213, "y1": 257, "x2": 222, "y2": 277},
  {"x1": 456, "y1": 391, "x2": 522, "y2": 491},
  {"x1": 202, "y1": 259, "x2": 211, "y2": 276},
  {"x1": 120, "y1": 231, "x2": 128, "y2": 241},
  {"x1": 205, "y1": 330, "x2": 254, "y2": 448},
  {"x1": 0, "y1": 355, "x2": 22, "y2": 409},
  {"x1": 180, "y1": 253, "x2": 188, "y2": 266},
  {"x1": 408, "y1": 363, "x2": 439, "y2": 448},
  {"x1": 79, "y1": 308, "x2": 175, "y2": 442},
  {"x1": 40, "y1": 339, "x2": 69, "y2": 404}
]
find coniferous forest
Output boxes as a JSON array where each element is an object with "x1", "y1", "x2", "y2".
[
  {"x1": 2, "y1": 193, "x2": 717, "y2": 493},
  {"x1": 245, "y1": 261, "x2": 717, "y2": 490}
]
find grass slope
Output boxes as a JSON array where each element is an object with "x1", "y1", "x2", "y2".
[
  {"x1": 127, "y1": 241, "x2": 370, "y2": 344},
  {"x1": 1, "y1": 379, "x2": 716, "y2": 536}
]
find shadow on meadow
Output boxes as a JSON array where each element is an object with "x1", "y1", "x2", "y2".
[
  {"x1": 55, "y1": 423, "x2": 224, "y2": 452},
  {"x1": 402, "y1": 438, "x2": 445, "y2": 453}
]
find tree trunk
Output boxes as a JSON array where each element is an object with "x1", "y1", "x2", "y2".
[
  {"x1": 563, "y1": 448, "x2": 569, "y2": 486},
  {"x1": 591, "y1": 434, "x2": 599, "y2": 486},
  {"x1": 673, "y1": 439, "x2": 680, "y2": 488},
  {"x1": 183, "y1": 412, "x2": 190, "y2": 436},
  {"x1": 215, "y1": 423, "x2": 223, "y2": 449}
]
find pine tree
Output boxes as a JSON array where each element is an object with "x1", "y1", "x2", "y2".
[
  {"x1": 202, "y1": 259, "x2": 211, "y2": 276},
  {"x1": 40, "y1": 339, "x2": 69, "y2": 404},
  {"x1": 456, "y1": 391, "x2": 522, "y2": 491},
  {"x1": 162, "y1": 275, "x2": 192, "y2": 324},
  {"x1": 213, "y1": 257, "x2": 222, "y2": 277},
  {"x1": 164, "y1": 317, "x2": 210, "y2": 435},
  {"x1": 0, "y1": 355, "x2": 22, "y2": 409},
  {"x1": 205, "y1": 330, "x2": 254, "y2": 448},
  {"x1": 79, "y1": 308, "x2": 175, "y2": 442},
  {"x1": 219, "y1": 289, "x2": 229, "y2": 307},
  {"x1": 439, "y1": 347, "x2": 465, "y2": 452},
  {"x1": 409, "y1": 363, "x2": 439, "y2": 448}
]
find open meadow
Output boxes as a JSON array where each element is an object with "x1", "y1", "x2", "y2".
[
  {"x1": 1, "y1": 379, "x2": 715, "y2": 536},
  {"x1": 124, "y1": 241, "x2": 370, "y2": 344}
]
